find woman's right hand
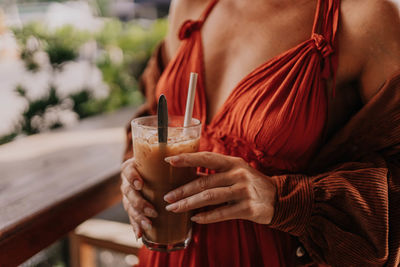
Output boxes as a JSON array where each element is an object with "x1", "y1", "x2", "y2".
[{"x1": 120, "y1": 158, "x2": 158, "y2": 240}]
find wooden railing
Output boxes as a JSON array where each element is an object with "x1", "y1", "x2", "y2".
[{"x1": 0, "y1": 107, "x2": 137, "y2": 267}]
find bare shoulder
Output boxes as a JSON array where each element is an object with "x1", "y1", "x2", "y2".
[
  {"x1": 341, "y1": 0, "x2": 400, "y2": 102},
  {"x1": 164, "y1": 0, "x2": 209, "y2": 61},
  {"x1": 344, "y1": 0, "x2": 400, "y2": 41}
]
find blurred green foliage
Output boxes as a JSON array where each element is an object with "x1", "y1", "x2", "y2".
[
  {"x1": 18, "y1": 85, "x2": 61, "y2": 134},
  {"x1": 1, "y1": 18, "x2": 167, "y2": 144},
  {"x1": 95, "y1": 19, "x2": 167, "y2": 110}
]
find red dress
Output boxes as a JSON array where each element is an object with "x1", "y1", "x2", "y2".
[{"x1": 137, "y1": 0, "x2": 339, "y2": 266}]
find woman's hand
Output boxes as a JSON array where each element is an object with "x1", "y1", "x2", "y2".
[
  {"x1": 120, "y1": 158, "x2": 158, "y2": 239},
  {"x1": 163, "y1": 152, "x2": 276, "y2": 225}
]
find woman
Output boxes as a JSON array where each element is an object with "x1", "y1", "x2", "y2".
[{"x1": 121, "y1": 0, "x2": 400, "y2": 266}]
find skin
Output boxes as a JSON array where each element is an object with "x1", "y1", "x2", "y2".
[{"x1": 121, "y1": 0, "x2": 400, "y2": 239}]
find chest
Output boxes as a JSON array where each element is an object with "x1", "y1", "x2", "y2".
[
  {"x1": 201, "y1": 1, "x2": 317, "y2": 122},
  {"x1": 198, "y1": 1, "x2": 362, "y2": 136}
]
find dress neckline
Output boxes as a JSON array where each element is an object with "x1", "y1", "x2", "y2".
[
  {"x1": 198, "y1": 0, "x2": 324, "y2": 125},
  {"x1": 199, "y1": 38, "x2": 317, "y2": 126}
]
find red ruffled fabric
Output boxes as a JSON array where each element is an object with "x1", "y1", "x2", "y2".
[{"x1": 136, "y1": 0, "x2": 340, "y2": 266}]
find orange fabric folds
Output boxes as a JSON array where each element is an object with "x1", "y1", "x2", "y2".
[{"x1": 133, "y1": 0, "x2": 342, "y2": 266}]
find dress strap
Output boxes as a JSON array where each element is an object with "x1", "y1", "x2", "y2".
[
  {"x1": 199, "y1": 0, "x2": 219, "y2": 23},
  {"x1": 178, "y1": 0, "x2": 219, "y2": 40},
  {"x1": 311, "y1": 0, "x2": 340, "y2": 96},
  {"x1": 311, "y1": 0, "x2": 339, "y2": 45}
]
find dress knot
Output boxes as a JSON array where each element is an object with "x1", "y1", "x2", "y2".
[
  {"x1": 312, "y1": 33, "x2": 333, "y2": 58},
  {"x1": 179, "y1": 20, "x2": 202, "y2": 40}
]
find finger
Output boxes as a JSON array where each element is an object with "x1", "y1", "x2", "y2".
[
  {"x1": 128, "y1": 213, "x2": 151, "y2": 238},
  {"x1": 122, "y1": 186, "x2": 158, "y2": 218},
  {"x1": 164, "y1": 172, "x2": 234, "y2": 203},
  {"x1": 122, "y1": 194, "x2": 130, "y2": 211},
  {"x1": 121, "y1": 179, "x2": 140, "y2": 204},
  {"x1": 121, "y1": 171, "x2": 143, "y2": 191},
  {"x1": 123, "y1": 196, "x2": 142, "y2": 219},
  {"x1": 165, "y1": 186, "x2": 241, "y2": 213},
  {"x1": 165, "y1": 152, "x2": 236, "y2": 171},
  {"x1": 129, "y1": 213, "x2": 153, "y2": 232},
  {"x1": 190, "y1": 201, "x2": 249, "y2": 224},
  {"x1": 121, "y1": 159, "x2": 143, "y2": 190},
  {"x1": 121, "y1": 174, "x2": 143, "y2": 192},
  {"x1": 121, "y1": 157, "x2": 137, "y2": 170},
  {"x1": 124, "y1": 197, "x2": 153, "y2": 231},
  {"x1": 128, "y1": 216, "x2": 141, "y2": 240}
]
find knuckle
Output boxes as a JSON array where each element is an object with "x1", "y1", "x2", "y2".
[
  {"x1": 127, "y1": 209, "x2": 136, "y2": 222},
  {"x1": 129, "y1": 207, "x2": 141, "y2": 220},
  {"x1": 176, "y1": 199, "x2": 186, "y2": 211},
  {"x1": 174, "y1": 187, "x2": 184, "y2": 199},
  {"x1": 121, "y1": 172, "x2": 129, "y2": 184},
  {"x1": 180, "y1": 199, "x2": 190, "y2": 210},
  {"x1": 122, "y1": 197, "x2": 129, "y2": 210},
  {"x1": 179, "y1": 154, "x2": 188, "y2": 164},
  {"x1": 246, "y1": 201, "x2": 256, "y2": 216},
  {"x1": 238, "y1": 167, "x2": 247, "y2": 176},
  {"x1": 232, "y1": 167, "x2": 245, "y2": 179},
  {"x1": 200, "y1": 152, "x2": 212, "y2": 163},
  {"x1": 216, "y1": 208, "x2": 224, "y2": 219},
  {"x1": 123, "y1": 168, "x2": 140, "y2": 184},
  {"x1": 200, "y1": 152, "x2": 209, "y2": 156},
  {"x1": 198, "y1": 176, "x2": 209, "y2": 191},
  {"x1": 121, "y1": 184, "x2": 131, "y2": 196},
  {"x1": 121, "y1": 168, "x2": 130, "y2": 181},
  {"x1": 126, "y1": 191, "x2": 144, "y2": 210},
  {"x1": 244, "y1": 186, "x2": 252, "y2": 198},
  {"x1": 236, "y1": 184, "x2": 250, "y2": 198},
  {"x1": 202, "y1": 152, "x2": 210, "y2": 160},
  {"x1": 120, "y1": 160, "x2": 130, "y2": 172},
  {"x1": 125, "y1": 170, "x2": 136, "y2": 184},
  {"x1": 130, "y1": 215, "x2": 140, "y2": 225},
  {"x1": 124, "y1": 198, "x2": 134, "y2": 213},
  {"x1": 131, "y1": 199, "x2": 142, "y2": 210},
  {"x1": 203, "y1": 190, "x2": 214, "y2": 202},
  {"x1": 227, "y1": 185, "x2": 236, "y2": 199},
  {"x1": 234, "y1": 156, "x2": 245, "y2": 164},
  {"x1": 182, "y1": 200, "x2": 190, "y2": 210}
]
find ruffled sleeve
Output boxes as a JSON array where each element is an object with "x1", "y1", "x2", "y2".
[
  {"x1": 268, "y1": 71, "x2": 400, "y2": 266},
  {"x1": 269, "y1": 156, "x2": 393, "y2": 266}
]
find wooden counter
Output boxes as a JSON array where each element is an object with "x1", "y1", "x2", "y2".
[{"x1": 0, "y1": 108, "x2": 135, "y2": 267}]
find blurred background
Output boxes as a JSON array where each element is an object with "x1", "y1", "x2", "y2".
[
  {"x1": 0, "y1": 0, "x2": 168, "y2": 144},
  {"x1": 0, "y1": 0, "x2": 169, "y2": 266}
]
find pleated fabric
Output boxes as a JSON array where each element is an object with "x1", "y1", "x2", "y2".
[{"x1": 137, "y1": 0, "x2": 340, "y2": 266}]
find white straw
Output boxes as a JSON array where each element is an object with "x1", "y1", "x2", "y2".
[{"x1": 183, "y1": 72, "x2": 198, "y2": 127}]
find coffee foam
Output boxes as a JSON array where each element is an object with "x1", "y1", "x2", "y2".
[{"x1": 142, "y1": 131, "x2": 198, "y2": 145}]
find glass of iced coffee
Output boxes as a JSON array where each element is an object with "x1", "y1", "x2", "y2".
[{"x1": 131, "y1": 115, "x2": 201, "y2": 252}]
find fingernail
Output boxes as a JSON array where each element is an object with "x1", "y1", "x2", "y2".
[
  {"x1": 144, "y1": 207, "x2": 158, "y2": 218},
  {"x1": 165, "y1": 203, "x2": 178, "y2": 211},
  {"x1": 191, "y1": 216, "x2": 199, "y2": 222},
  {"x1": 165, "y1": 156, "x2": 179, "y2": 164},
  {"x1": 163, "y1": 192, "x2": 174, "y2": 202},
  {"x1": 141, "y1": 220, "x2": 152, "y2": 231},
  {"x1": 133, "y1": 180, "x2": 142, "y2": 190}
]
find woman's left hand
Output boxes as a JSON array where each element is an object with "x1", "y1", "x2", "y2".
[{"x1": 164, "y1": 152, "x2": 276, "y2": 225}]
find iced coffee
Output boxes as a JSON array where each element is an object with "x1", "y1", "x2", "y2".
[{"x1": 131, "y1": 115, "x2": 201, "y2": 252}]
